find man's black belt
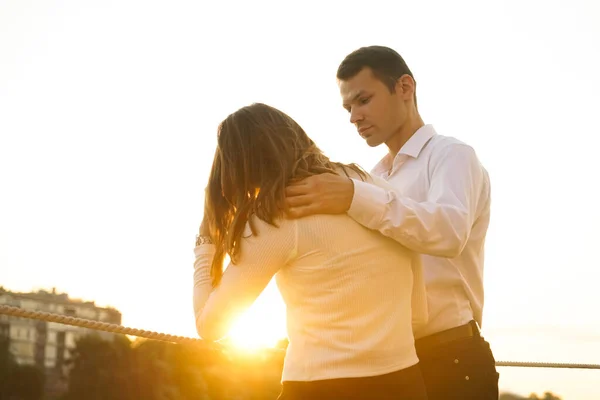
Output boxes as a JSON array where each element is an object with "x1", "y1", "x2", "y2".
[{"x1": 415, "y1": 320, "x2": 480, "y2": 353}]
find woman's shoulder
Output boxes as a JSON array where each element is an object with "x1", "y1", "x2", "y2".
[
  {"x1": 242, "y1": 214, "x2": 296, "y2": 241},
  {"x1": 333, "y1": 164, "x2": 373, "y2": 182},
  {"x1": 236, "y1": 215, "x2": 298, "y2": 263}
]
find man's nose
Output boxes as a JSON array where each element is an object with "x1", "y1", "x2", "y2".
[{"x1": 349, "y1": 107, "x2": 363, "y2": 124}]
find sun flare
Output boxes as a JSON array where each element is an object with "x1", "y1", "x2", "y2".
[
  {"x1": 225, "y1": 280, "x2": 287, "y2": 351},
  {"x1": 228, "y1": 319, "x2": 282, "y2": 351}
]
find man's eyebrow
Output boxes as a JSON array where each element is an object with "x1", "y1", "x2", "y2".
[{"x1": 342, "y1": 90, "x2": 365, "y2": 108}]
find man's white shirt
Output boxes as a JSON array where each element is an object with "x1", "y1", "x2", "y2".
[{"x1": 348, "y1": 124, "x2": 491, "y2": 338}]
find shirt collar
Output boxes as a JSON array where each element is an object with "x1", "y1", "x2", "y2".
[
  {"x1": 371, "y1": 124, "x2": 437, "y2": 175},
  {"x1": 398, "y1": 124, "x2": 436, "y2": 159}
]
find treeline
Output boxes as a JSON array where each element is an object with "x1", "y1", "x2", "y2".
[
  {"x1": 500, "y1": 391, "x2": 563, "y2": 400},
  {"x1": 1, "y1": 334, "x2": 286, "y2": 400},
  {"x1": 2, "y1": 335, "x2": 564, "y2": 400}
]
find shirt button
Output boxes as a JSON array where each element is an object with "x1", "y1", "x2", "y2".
[
  {"x1": 465, "y1": 376, "x2": 470, "y2": 381},
  {"x1": 454, "y1": 359, "x2": 459, "y2": 364}
]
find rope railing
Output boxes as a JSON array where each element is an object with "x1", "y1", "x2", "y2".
[
  {"x1": 0, "y1": 304, "x2": 204, "y2": 346},
  {"x1": 1, "y1": 304, "x2": 599, "y2": 370},
  {"x1": 495, "y1": 361, "x2": 600, "y2": 369}
]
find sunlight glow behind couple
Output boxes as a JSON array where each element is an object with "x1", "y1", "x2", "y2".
[
  {"x1": 2, "y1": 1, "x2": 599, "y2": 398},
  {"x1": 224, "y1": 280, "x2": 287, "y2": 351}
]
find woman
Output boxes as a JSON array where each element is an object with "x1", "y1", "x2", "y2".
[{"x1": 193, "y1": 103, "x2": 428, "y2": 399}]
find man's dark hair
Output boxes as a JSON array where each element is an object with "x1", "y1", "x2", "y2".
[{"x1": 337, "y1": 46, "x2": 416, "y2": 100}]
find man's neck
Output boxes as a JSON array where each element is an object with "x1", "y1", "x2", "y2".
[{"x1": 386, "y1": 115, "x2": 425, "y2": 157}]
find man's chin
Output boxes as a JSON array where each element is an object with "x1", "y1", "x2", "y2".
[{"x1": 365, "y1": 136, "x2": 384, "y2": 147}]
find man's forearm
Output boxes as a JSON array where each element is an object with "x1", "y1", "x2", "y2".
[{"x1": 348, "y1": 179, "x2": 471, "y2": 258}]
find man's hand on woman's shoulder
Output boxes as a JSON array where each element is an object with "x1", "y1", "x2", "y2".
[{"x1": 285, "y1": 173, "x2": 355, "y2": 218}]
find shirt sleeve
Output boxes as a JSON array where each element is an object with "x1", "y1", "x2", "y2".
[
  {"x1": 192, "y1": 217, "x2": 298, "y2": 341},
  {"x1": 347, "y1": 144, "x2": 486, "y2": 258}
]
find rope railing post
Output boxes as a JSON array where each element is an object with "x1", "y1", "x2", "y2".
[{"x1": 1, "y1": 305, "x2": 599, "y2": 370}]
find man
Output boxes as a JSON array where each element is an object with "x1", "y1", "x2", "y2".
[{"x1": 285, "y1": 45, "x2": 499, "y2": 399}]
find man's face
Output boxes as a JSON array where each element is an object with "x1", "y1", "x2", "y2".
[{"x1": 339, "y1": 67, "x2": 406, "y2": 148}]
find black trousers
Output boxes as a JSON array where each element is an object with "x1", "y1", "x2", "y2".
[
  {"x1": 416, "y1": 330, "x2": 499, "y2": 400},
  {"x1": 277, "y1": 363, "x2": 428, "y2": 400}
]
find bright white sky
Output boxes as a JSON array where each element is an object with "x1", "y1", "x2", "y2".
[{"x1": 1, "y1": 0, "x2": 599, "y2": 398}]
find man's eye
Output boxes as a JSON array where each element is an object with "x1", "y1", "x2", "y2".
[{"x1": 359, "y1": 97, "x2": 370, "y2": 105}]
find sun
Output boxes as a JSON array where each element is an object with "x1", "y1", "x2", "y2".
[
  {"x1": 225, "y1": 280, "x2": 287, "y2": 351},
  {"x1": 228, "y1": 317, "x2": 282, "y2": 351}
]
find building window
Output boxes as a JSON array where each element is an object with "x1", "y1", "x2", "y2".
[
  {"x1": 34, "y1": 321, "x2": 47, "y2": 369},
  {"x1": 55, "y1": 331, "x2": 66, "y2": 370},
  {"x1": 0, "y1": 322, "x2": 9, "y2": 339}
]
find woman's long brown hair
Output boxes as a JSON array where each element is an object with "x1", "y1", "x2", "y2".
[{"x1": 203, "y1": 103, "x2": 366, "y2": 286}]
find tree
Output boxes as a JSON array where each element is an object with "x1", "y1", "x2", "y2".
[
  {"x1": 500, "y1": 391, "x2": 563, "y2": 400},
  {"x1": 0, "y1": 337, "x2": 17, "y2": 400},
  {"x1": 64, "y1": 335, "x2": 212, "y2": 400},
  {"x1": 500, "y1": 393, "x2": 526, "y2": 400},
  {"x1": 1, "y1": 337, "x2": 45, "y2": 400},
  {"x1": 529, "y1": 392, "x2": 562, "y2": 400},
  {"x1": 64, "y1": 334, "x2": 135, "y2": 400},
  {"x1": 3, "y1": 365, "x2": 45, "y2": 400},
  {"x1": 130, "y1": 339, "x2": 188, "y2": 400}
]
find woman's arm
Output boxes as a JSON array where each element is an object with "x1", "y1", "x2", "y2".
[{"x1": 193, "y1": 217, "x2": 297, "y2": 341}]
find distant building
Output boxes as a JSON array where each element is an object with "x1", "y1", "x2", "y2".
[{"x1": 0, "y1": 287, "x2": 122, "y2": 395}]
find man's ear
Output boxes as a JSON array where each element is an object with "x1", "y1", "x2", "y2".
[{"x1": 396, "y1": 74, "x2": 416, "y2": 101}]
